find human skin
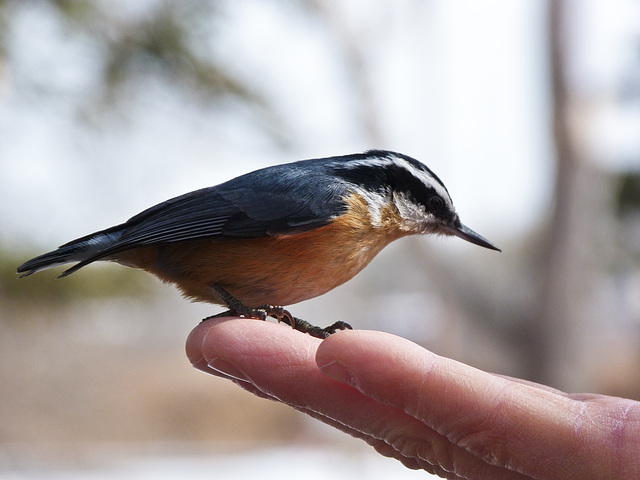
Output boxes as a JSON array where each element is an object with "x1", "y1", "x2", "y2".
[{"x1": 186, "y1": 317, "x2": 640, "y2": 480}]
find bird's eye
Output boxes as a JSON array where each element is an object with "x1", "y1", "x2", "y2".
[{"x1": 428, "y1": 196, "x2": 444, "y2": 212}]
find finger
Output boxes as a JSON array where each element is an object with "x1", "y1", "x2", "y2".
[
  {"x1": 188, "y1": 317, "x2": 411, "y2": 422},
  {"x1": 316, "y1": 330, "x2": 638, "y2": 479},
  {"x1": 186, "y1": 318, "x2": 223, "y2": 371},
  {"x1": 186, "y1": 319, "x2": 533, "y2": 479},
  {"x1": 187, "y1": 319, "x2": 428, "y2": 469}
]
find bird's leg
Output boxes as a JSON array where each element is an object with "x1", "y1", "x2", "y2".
[
  {"x1": 204, "y1": 284, "x2": 268, "y2": 320},
  {"x1": 203, "y1": 284, "x2": 353, "y2": 339}
]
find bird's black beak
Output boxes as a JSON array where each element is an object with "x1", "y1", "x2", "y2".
[{"x1": 444, "y1": 222, "x2": 501, "y2": 252}]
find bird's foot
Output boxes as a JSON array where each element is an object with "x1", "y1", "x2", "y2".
[
  {"x1": 285, "y1": 317, "x2": 353, "y2": 339},
  {"x1": 205, "y1": 284, "x2": 353, "y2": 339}
]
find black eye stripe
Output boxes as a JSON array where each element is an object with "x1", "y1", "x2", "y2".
[{"x1": 384, "y1": 163, "x2": 440, "y2": 209}]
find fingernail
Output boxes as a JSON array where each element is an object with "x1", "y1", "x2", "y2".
[
  {"x1": 207, "y1": 358, "x2": 250, "y2": 383},
  {"x1": 317, "y1": 360, "x2": 352, "y2": 385}
]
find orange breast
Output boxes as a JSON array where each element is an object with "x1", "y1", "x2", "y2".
[{"x1": 113, "y1": 193, "x2": 407, "y2": 307}]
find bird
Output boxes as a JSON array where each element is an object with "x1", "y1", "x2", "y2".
[{"x1": 17, "y1": 150, "x2": 500, "y2": 338}]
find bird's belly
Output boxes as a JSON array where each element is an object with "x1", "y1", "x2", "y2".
[{"x1": 114, "y1": 219, "x2": 401, "y2": 308}]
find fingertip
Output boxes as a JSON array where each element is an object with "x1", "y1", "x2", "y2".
[
  {"x1": 315, "y1": 329, "x2": 445, "y2": 398},
  {"x1": 316, "y1": 329, "x2": 409, "y2": 364},
  {"x1": 315, "y1": 330, "x2": 396, "y2": 383},
  {"x1": 187, "y1": 316, "x2": 323, "y2": 372},
  {"x1": 314, "y1": 328, "x2": 356, "y2": 371},
  {"x1": 185, "y1": 317, "x2": 237, "y2": 367}
]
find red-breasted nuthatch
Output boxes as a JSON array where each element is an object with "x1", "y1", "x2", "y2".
[{"x1": 18, "y1": 150, "x2": 500, "y2": 338}]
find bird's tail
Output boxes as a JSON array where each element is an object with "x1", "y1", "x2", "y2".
[{"x1": 17, "y1": 230, "x2": 122, "y2": 278}]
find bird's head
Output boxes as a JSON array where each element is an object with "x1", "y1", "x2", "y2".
[{"x1": 333, "y1": 150, "x2": 500, "y2": 251}]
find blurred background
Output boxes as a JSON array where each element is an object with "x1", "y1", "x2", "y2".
[{"x1": 1, "y1": 0, "x2": 639, "y2": 478}]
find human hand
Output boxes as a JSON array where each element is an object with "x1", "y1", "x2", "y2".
[{"x1": 186, "y1": 317, "x2": 640, "y2": 479}]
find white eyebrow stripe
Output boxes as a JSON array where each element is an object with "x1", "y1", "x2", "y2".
[
  {"x1": 355, "y1": 153, "x2": 454, "y2": 208},
  {"x1": 387, "y1": 155, "x2": 453, "y2": 206}
]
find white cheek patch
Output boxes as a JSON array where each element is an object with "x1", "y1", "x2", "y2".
[{"x1": 391, "y1": 191, "x2": 436, "y2": 232}]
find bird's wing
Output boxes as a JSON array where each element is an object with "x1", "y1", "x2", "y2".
[
  {"x1": 50, "y1": 161, "x2": 351, "y2": 277},
  {"x1": 118, "y1": 164, "x2": 349, "y2": 246},
  {"x1": 78, "y1": 162, "x2": 347, "y2": 251}
]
